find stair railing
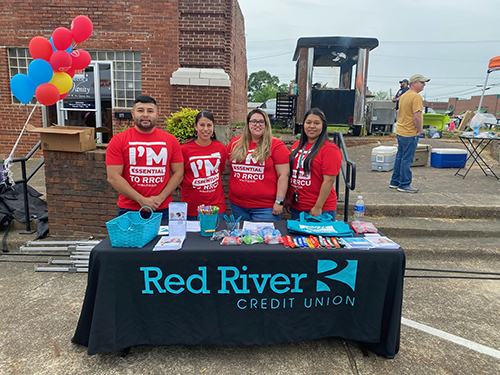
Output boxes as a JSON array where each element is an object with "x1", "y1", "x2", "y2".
[
  {"x1": 330, "y1": 131, "x2": 356, "y2": 222},
  {"x1": 11, "y1": 141, "x2": 44, "y2": 234}
]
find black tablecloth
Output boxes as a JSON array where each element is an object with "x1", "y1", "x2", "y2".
[{"x1": 72, "y1": 221, "x2": 405, "y2": 358}]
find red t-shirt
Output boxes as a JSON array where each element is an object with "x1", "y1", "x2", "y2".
[
  {"x1": 106, "y1": 127, "x2": 183, "y2": 210},
  {"x1": 180, "y1": 140, "x2": 228, "y2": 217},
  {"x1": 289, "y1": 140, "x2": 342, "y2": 211},
  {"x1": 227, "y1": 137, "x2": 290, "y2": 208}
]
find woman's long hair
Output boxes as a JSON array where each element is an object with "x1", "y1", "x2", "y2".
[
  {"x1": 289, "y1": 108, "x2": 329, "y2": 174},
  {"x1": 230, "y1": 108, "x2": 272, "y2": 164},
  {"x1": 185, "y1": 110, "x2": 217, "y2": 144}
]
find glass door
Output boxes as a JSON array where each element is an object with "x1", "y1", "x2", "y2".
[{"x1": 53, "y1": 62, "x2": 113, "y2": 143}]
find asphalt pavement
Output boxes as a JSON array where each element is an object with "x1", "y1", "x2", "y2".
[{"x1": 1, "y1": 136, "x2": 499, "y2": 374}]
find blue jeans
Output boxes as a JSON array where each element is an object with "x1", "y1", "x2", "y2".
[
  {"x1": 229, "y1": 202, "x2": 281, "y2": 221},
  {"x1": 390, "y1": 135, "x2": 419, "y2": 189},
  {"x1": 117, "y1": 207, "x2": 169, "y2": 221},
  {"x1": 290, "y1": 207, "x2": 337, "y2": 220}
]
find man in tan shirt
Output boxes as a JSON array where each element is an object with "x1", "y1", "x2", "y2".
[{"x1": 389, "y1": 74, "x2": 430, "y2": 193}]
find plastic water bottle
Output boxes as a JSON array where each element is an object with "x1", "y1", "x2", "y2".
[
  {"x1": 354, "y1": 196, "x2": 365, "y2": 222},
  {"x1": 473, "y1": 124, "x2": 479, "y2": 137}
]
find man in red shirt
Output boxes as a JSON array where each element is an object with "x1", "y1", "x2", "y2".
[{"x1": 106, "y1": 95, "x2": 184, "y2": 219}]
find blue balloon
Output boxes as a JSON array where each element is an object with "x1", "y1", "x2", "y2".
[
  {"x1": 49, "y1": 37, "x2": 72, "y2": 53},
  {"x1": 10, "y1": 74, "x2": 37, "y2": 104},
  {"x1": 28, "y1": 59, "x2": 54, "y2": 86}
]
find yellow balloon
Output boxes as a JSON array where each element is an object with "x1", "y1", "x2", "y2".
[{"x1": 49, "y1": 72, "x2": 73, "y2": 94}]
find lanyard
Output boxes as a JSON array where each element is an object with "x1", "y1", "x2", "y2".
[{"x1": 294, "y1": 142, "x2": 315, "y2": 187}]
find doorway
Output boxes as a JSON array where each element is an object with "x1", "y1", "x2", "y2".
[{"x1": 46, "y1": 62, "x2": 114, "y2": 143}]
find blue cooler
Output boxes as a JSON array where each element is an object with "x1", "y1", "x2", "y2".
[{"x1": 431, "y1": 148, "x2": 467, "y2": 168}]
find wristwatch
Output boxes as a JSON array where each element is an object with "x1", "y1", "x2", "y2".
[{"x1": 275, "y1": 197, "x2": 284, "y2": 206}]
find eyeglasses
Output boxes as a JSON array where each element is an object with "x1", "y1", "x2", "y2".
[{"x1": 249, "y1": 119, "x2": 265, "y2": 125}]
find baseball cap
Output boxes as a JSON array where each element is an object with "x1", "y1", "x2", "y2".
[
  {"x1": 409, "y1": 74, "x2": 430, "y2": 84},
  {"x1": 399, "y1": 79, "x2": 409, "y2": 84}
]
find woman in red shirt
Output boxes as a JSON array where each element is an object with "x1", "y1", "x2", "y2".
[
  {"x1": 181, "y1": 110, "x2": 228, "y2": 220},
  {"x1": 289, "y1": 108, "x2": 342, "y2": 220},
  {"x1": 227, "y1": 108, "x2": 290, "y2": 221}
]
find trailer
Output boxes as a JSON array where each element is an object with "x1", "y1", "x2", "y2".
[{"x1": 291, "y1": 36, "x2": 379, "y2": 135}]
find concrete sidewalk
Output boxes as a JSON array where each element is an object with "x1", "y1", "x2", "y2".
[{"x1": 338, "y1": 137, "x2": 500, "y2": 220}]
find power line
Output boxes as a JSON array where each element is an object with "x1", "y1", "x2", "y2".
[
  {"x1": 248, "y1": 52, "x2": 292, "y2": 61},
  {"x1": 246, "y1": 38, "x2": 500, "y2": 45}
]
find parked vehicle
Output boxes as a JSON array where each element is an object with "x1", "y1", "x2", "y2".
[
  {"x1": 258, "y1": 98, "x2": 276, "y2": 121},
  {"x1": 482, "y1": 113, "x2": 499, "y2": 128}
]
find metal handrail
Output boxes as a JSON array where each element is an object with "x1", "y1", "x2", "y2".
[
  {"x1": 331, "y1": 131, "x2": 356, "y2": 222},
  {"x1": 10, "y1": 141, "x2": 44, "y2": 234}
]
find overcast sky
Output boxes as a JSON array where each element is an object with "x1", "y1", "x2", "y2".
[{"x1": 238, "y1": 0, "x2": 500, "y2": 104}]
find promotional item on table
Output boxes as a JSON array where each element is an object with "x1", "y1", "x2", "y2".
[
  {"x1": 198, "y1": 205, "x2": 220, "y2": 237},
  {"x1": 153, "y1": 236, "x2": 185, "y2": 251},
  {"x1": 151, "y1": 203, "x2": 187, "y2": 250},
  {"x1": 168, "y1": 202, "x2": 187, "y2": 237}
]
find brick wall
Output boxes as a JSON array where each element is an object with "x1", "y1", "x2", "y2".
[
  {"x1": 172, "y1": 0, "x2": 246, "y2": 126},
  {"x1": 171, "y1": 85, "x2": 231, "y2": 125},
  {"x1": 43, "y1": 148, "x2": 117, "y2": 239},
  {"x1": 230, "y1": 1, "x2": 247, "y2": 124}
]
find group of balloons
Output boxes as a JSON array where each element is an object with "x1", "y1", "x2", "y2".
[{"x1": 10, "y1": 15, "x2": 93, "y2": 106}]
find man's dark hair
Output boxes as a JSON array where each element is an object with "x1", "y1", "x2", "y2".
[{"x1": 133, "y1": 95, "x2": 157, "y2": 106}]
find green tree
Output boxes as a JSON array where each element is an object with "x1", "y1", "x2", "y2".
[
  {"x1": 248, "y1": 70, "x2": 280, "y2": 101},
  {"x1": 373, "y1": 90, "x2": 390, "y2": 100},
  {"x1": 253, "y1": 84, "x2": 278, "y2": 103}
]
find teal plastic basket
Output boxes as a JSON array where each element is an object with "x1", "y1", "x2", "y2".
[{"x1": 106, "y1": 207, "x2": 162, "y2": 248}]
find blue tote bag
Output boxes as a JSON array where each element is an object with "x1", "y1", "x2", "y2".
[{"x1": 287, "y1": 212, "x2": 353, "y2": 237}]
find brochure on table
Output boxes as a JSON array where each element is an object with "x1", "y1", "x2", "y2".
[
  {"x1": 153, "y1": 203, "x2": 187, "y2": 251},
  {"x1": 168, "y1": 202, "x2": 187, "y2": 237},
  {"x1": 153, "y1": 236, "x2": 185, "y2": 251}
]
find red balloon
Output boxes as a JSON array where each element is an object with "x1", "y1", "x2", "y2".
[
  {"x1": 71, "y1": 15, "x2": 93, "y2": 43},
  {"x1": 35, "y1": 83, "x2": 61, "y2": 106},
  {"x1": 59, "y1": 92, "x2": 69, "y2": 100},
  {"x1": 70, "y1": 49, "x2": 91, "y2": 69},
  {"x1": 29, "y1": 36, "x2": 53, "y2": 61},
  {"x1": 49, "y1": 50, "x2": 72, "y2": 73},
  {"x1": 52, "y1": 27, "x2": 73, "y2": 51},
  {"x1": 66, "y1": 67, "x2": 76, "y2": 78}
]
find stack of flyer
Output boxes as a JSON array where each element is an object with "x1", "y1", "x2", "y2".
[
  {"x1": 364, "y1": 234, "x2": 400, "y2": 249},
  {"x1": 339, "y1": 235, "x2": 400, "y2": 250},
  {"x1": 153, "y1": 236, "x2": 185, "y2": 251},
  {"x1": 339, "y1": 237, "x2": 374, "y2": 249}
]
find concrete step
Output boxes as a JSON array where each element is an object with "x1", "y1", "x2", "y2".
[
  {"x1": 370, "y1": 217, "x2": 500, "y2": 259},
  {"x1": 368, "y1": 217, "x2": 499, "y2": 238},
  {"x1": 337, "y1": 202, "x2": 500, "y2": 220},
  {"x1": 390, "y1": 235, "x2": 500, "y2": 260}
]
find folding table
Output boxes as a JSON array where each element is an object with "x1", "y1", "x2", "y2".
[{"x1": 455, "y1": 135, "x2": 500, "y2": 180}]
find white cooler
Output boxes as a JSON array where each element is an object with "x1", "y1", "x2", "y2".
[{"x1": 371, "y1": 146, "x2": 397, "y2": 171}]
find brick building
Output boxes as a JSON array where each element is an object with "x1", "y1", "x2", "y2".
[
  {"x1": 448, "y1": 94, "x2": 500, "y2": 116},
  {"x1": 0, "y1": 0, "x2": 247, "y2": 159}
]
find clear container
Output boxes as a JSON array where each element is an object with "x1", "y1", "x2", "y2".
[{"x1": 354, "y1": 195, "x2": 365, "y2": 222}]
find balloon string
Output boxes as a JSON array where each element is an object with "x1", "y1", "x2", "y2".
[{"x1": 3, "y1": 102, "x2": 40, "y2": 186}]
